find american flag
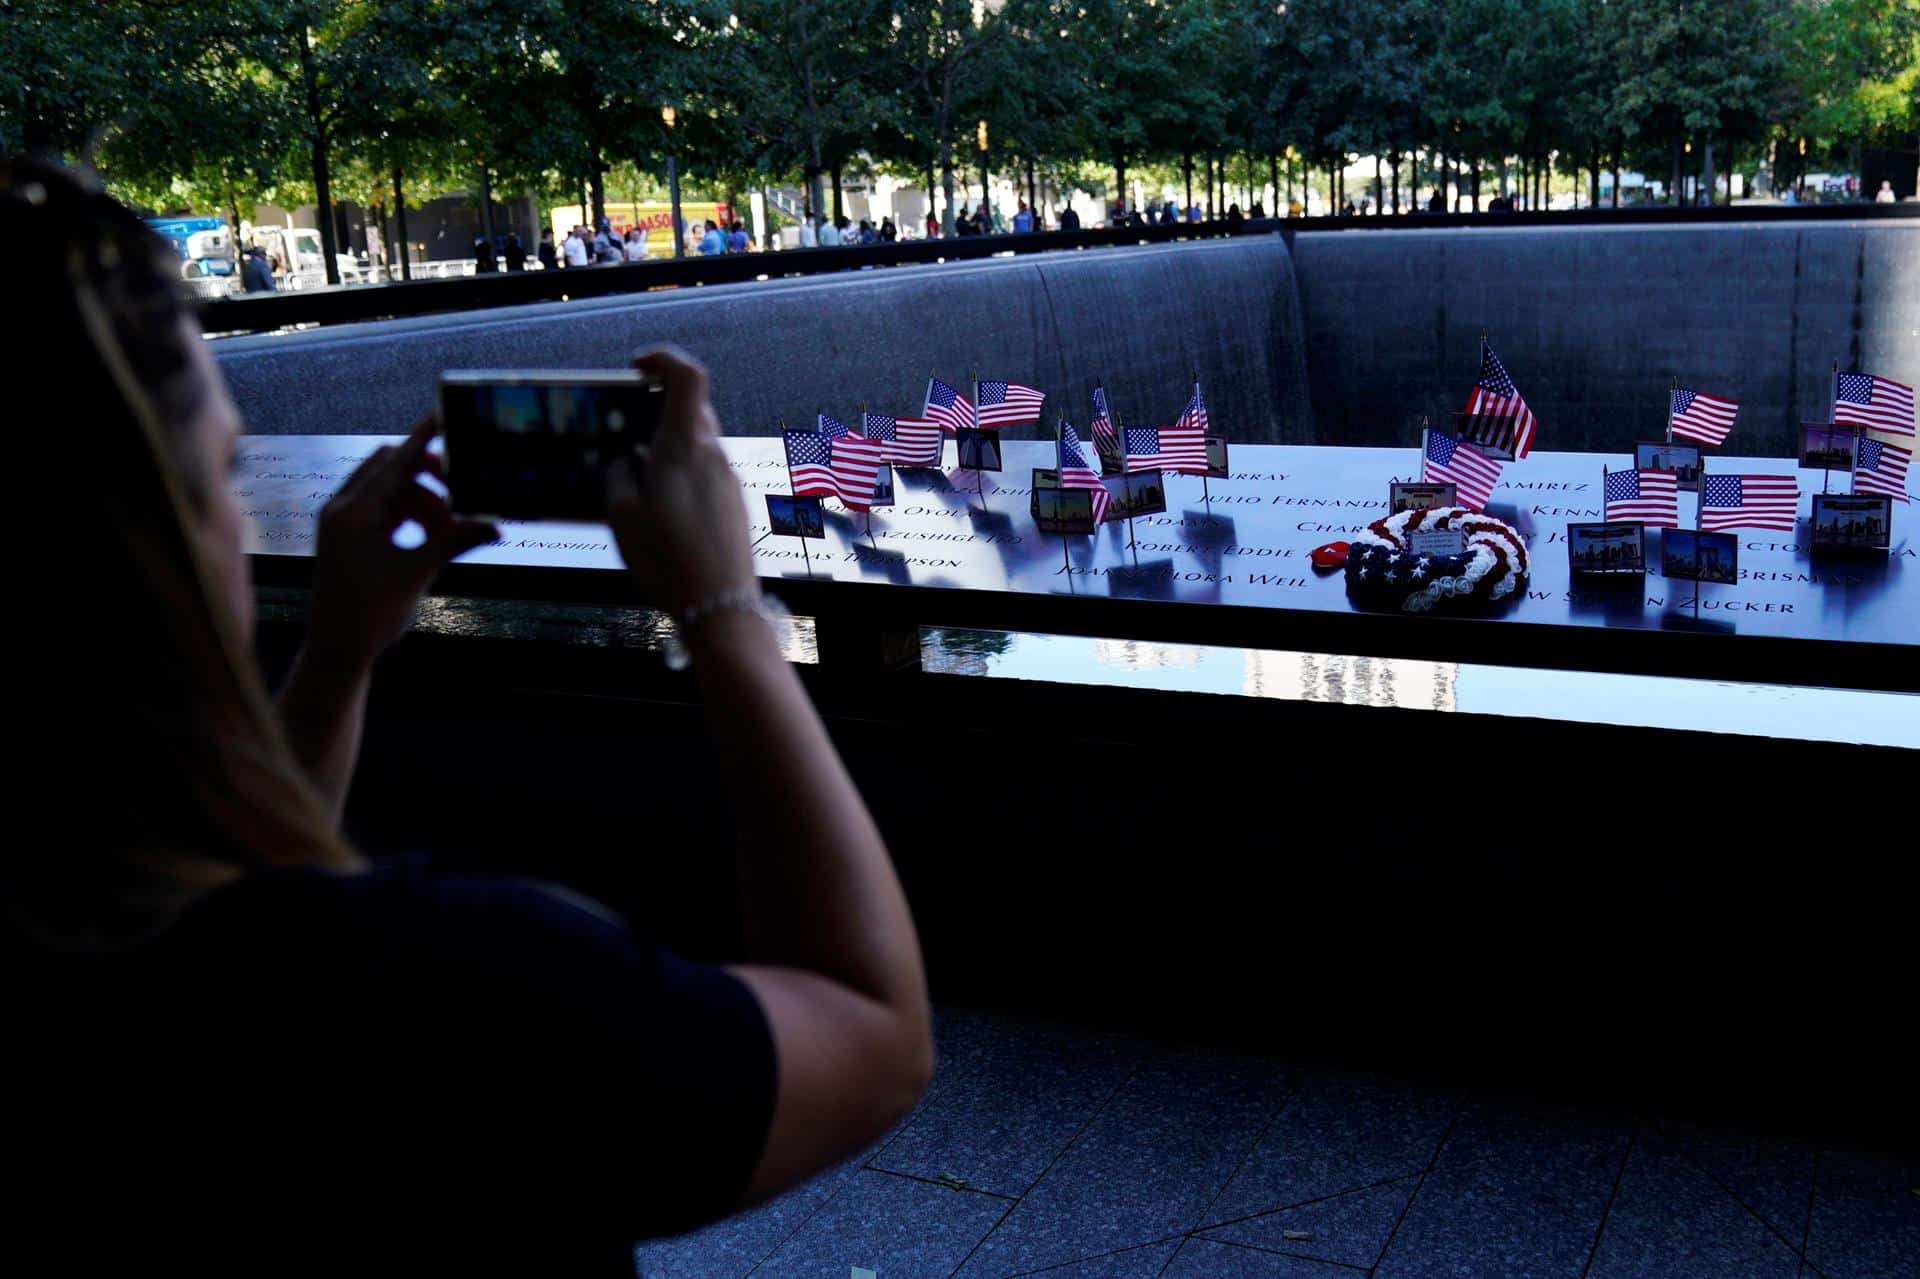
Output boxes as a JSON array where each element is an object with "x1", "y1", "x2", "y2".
[
  {"x1": 1124, "y1": 424, "x2": 1207, "y2": 475},
  {"x1": 1462, "y1": 340, "x2": 1538, "y2": 459},
  {"x1": 977, "y1": 379, "x2": 1046, "y2": 428},
  {"x1": 925, "y1": 377, "x2": 976, "y2": 435},
  {"x1": 1834, "y1": 371, "x2": 1915, "y2": 438},
  {"x1": 1700, "y1": 474, "x2": 1798, "y2": 532},
  {"x1": 817, "y1": 412, "x2": 851, "y2": 441},
  {"x1": 1668, "y1": 387, "x2": 1739, "y2": 446},
  {"x1": 1854, "y1": 437, "x2": 1912, "y2": 503},
  {"x1": 830, "y1": 429, "x2": 884, "y2": 510},
  {"x1": 1421, "y1": 429, "x2": 1504, "y2": 511},
  {"x1": 883, "y1": 409, "x2": 944, "y2": 462},
  {"x1": 1604, "y1": 468, "x2": 1679, "y2": 527},
  {"x1": 784, "y1": 430, "x2": 836, "y2": 497},
  {"x1": 1091, "y1": 386, "x2": 1117, "y2": 451},
  {"x1": 1058, "y1": 422, "x2": 1111, "y2": 525},
  {"x1": 1177, "y1": 383, "x2": 1210, "y2": 437}
]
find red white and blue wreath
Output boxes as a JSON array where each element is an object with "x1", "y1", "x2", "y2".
[{"x1": 1344, "y1": 506, "x2": 1529, "y2": 612}]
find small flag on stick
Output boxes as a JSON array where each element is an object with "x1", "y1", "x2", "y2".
[
  {"x1": 1058, "y1": 421, "x2": 1111, "y2": 525},
  {"x1": 1461, "y1": 338, "x2": 1539, "y2": 459},
  {"x1": 1853, "y1": 437, "x2": 1912, "y2": 503},
  {"x1": 1699, "y1": 474, "x2": 1798, "y2": 532},
  {"x1": 1668, "y1": 387, "x2": 1739, "y2": 446},
  {"x1": 1603, "y1": 468, "x2": 1680, "y2": 527},
  {"x1": 1421, "y1": 428, "x2": 1504, "y2": 511},
  {"x1": 1835, "y1": 371, "x2": 1915, "y2": 439}
]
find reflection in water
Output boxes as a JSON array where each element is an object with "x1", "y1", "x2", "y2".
[
  {"x1": 1241, "y1": 650, "x2": 1457, "y2": 710},
  {"x1": 1093, "y1": 638, "x2": 1202, "y2": 671},
  {"x1": 919, "y1": 627, "x2": 1914, "y2": 749},
  {"x1": 260, "y1": 588, "x2": 820, "y2": 664}
]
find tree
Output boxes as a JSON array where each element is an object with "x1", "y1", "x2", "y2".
[{"x1": 887, "y1": 0, "x2": 1003, "y2": 235}]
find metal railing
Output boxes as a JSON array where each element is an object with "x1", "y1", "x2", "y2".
[{"x1": 200, "y1": 201, "x2": 1916, "y2": 337}]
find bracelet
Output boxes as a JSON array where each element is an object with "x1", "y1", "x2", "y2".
[
  {"x1": 674, "y1": 587, "x2": 765, "y2": 631},
  {"x1": 663, "y1": 588, "x2": 789, "y2": 670}
]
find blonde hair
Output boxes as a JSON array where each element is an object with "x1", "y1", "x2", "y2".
[{"x1": 6, "y1": 157, "x2": 361, "y2": 952}]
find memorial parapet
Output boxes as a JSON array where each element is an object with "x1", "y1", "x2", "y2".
[{"x1": 242, "y1": 436, "x2": 1916, "y2": 693}]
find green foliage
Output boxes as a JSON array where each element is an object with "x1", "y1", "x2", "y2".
[{"x1": 2, "y1": 0, "x2": 1911, "y2": 219}]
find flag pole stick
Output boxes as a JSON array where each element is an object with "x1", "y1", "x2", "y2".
[
  {"x1": 1666, "y1": 375, "x2": 1677, "y2": 444},
  {"x1": 800, "y1": 534, "x2": 812, "y2": 577},
  {"x1": 1826, "y1": 361, "x2": 1840, "y2": 494}
]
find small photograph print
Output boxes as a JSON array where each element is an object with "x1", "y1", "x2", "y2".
[
  {"x1": 870, "y1": 464, "x2": 896, "y2": 508},
  {"x1": 1033, "y1": 485, "x2": 1097, "y2": 535},
  {"x1": 956, "y1": 427, "x2": 1003, "y2": 472},
  {"x1": 1798, "y1": 423, "x2": 1857, "y2": 472},
  {"x1": 1094, "y1": 431, "x2": 1125, "y2": 476},
  {"x1": 766, "y1": 493, "x2": 826, "y2": 539},
  {"x1": 1204, "y1": 436, "x2": 1230, "y2": 479},
  {"x1": 1637, "y1": 441, "x2": 1703, "y2": 491},
  {"x1": 1031, "y1": 467, "x2": 1061, "y2": 491},
  {"x1": 1568, "y1": 521, "x2": 1646, "y2": 574},
  {"x1": 1119, "y1": 468, "x2": 1168, "y2": 518},
  {"x1": 1810, "y1": 493, "x2": 1892, "y2": 551},
  {"x1": 1662, "y1": 527, "x2": 1737, "y2": 584},
  {"x1": 1390, "y1": 481, "x2": 1458, "y2": 514}
]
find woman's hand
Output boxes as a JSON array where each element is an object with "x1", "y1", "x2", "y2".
[
  {"x1": 307, "y1": 417, "x2": 499, "y2": 668},
  {"x1": 607, "y1": 347, "x2": 756, "y2": 615}
]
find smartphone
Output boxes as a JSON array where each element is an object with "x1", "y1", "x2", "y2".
[{"x1": 439, "y1": 370, "x2": 663, "y2": 520}]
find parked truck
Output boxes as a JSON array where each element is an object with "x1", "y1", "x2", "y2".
[{"x1": 144, "y1": 216, "x2": 237, "y2": 281}]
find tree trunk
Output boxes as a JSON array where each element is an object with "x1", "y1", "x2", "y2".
[
  {"x1": 393, "y1": 166, "x2": 411, "y2": 281},
  {"x1": 1701, "y1": 140, "x2": 1716, "y2": 207},
  {"x1": 1183, "y1": 153, "x2": 1193, "y2": 211},
  {"x1": 1670, "y1": 138, "x2": 1683, "y2": 206},
  {"x1": 1470, "y1": 161, "x2": 1480, "y2": 211},
  {"x1": 1612, "y1": 150, "x2": 1621, "y2": 208},
  {"x1": 831, "y1": 163, "x2": 844, "y2": 222},
  {"x1": 1269, "y1": 153, "x2": 1279, "y2": 213},
  {"x1": 924, "y1": 157, "x2": 935, "y2": 235},
  {"x1": 295, "y1": 29, "x2": 340, "y2": 285},
  {"x1": 804, "y1": 163, "x2": 826, "y2": 222},
  {"x1": 1589, "y1": 148, "x2": 1601, "y2": 207},
  {"x1": 940, "y1": 122, "x2": 956, "y2": 238},
  {"x1": 1114, "y1": 155, "x2": 1127, "y2": 214},
  {"x1": 479, "y1": 165, "x2": 495, "y2": 247},
  {"x1": 588, "y1": 151, "x2": 606, "y2": 230}
]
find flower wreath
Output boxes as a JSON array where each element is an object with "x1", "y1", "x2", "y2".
[{"x1": 1344, "y1": 506, "x2": 1529, "y2": 613}]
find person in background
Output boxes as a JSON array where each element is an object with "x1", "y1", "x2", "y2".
[
  {"x1": 1250, "y1": 199, "x2": 1266, "y2": 218},
  {"x1": 240, "y1": 244, "x2": 275, "y2": 293},
  {"x1": 537, "y1": 228, "x2": 560, "y2": 271},
  {"x1": 1058, "y1": 203, "x2": 1080, "y2": 231},
  {"x1": 1427, "y1": 187, "x2": 1446, "y2": 212},
  {"x1": 1876, "y1": 180, "x2": 1896, "y2": 204},
  {"x1": 925, "y1": 209, "x2": 939, "y2": 238},
  {"x1": 835, "y1": 214, "x2": 856, "y2": 243},
  {"x1": 797, "y1": 211, "x2": 818, "y2": 248},
  {"x1": 474, "y1": 234, "x2": 497, "y2": 273},
  {"x1": 879, "y1": 216, "x2": 898, "y2": 242},
  {"x1": 597, "y1": 230, "x2": 626, "y2": 265},
  {"x1": 6, "y1": 156, "x2": 934, "y2": 1276},
  {"x1": 563, "y1": 225, "x2": 590, "y2": 267},
  {"x1": 1012, "y1": 200, "x2": 1033, "y2": 233},
  {"x1": 698, "y1": 220, "x2": 726, "y2": 255},
  {"x1": 503, "y1": 232, "x2": 526, "y2": 272},
  {"x1": 1187, "y1": 200, "x2": 1202, "y2": 222},
  {"x1": 972, "y1": 202, "x2": 992, "y2": 235},
  {"x1": 625, "y1": 226, "x2": 649, "y2": 261},
  {"x1": 816, "y1": 215, "x2": 842, "y2": 247},
  {"x1": 856, "y1": 219, "x2": 876, "y2": 245},
  {"x1": 728, "y1": 221, "x2": 749, "y2": 253},
  {"x1": 1226, "y1": 202, "x2": 1245, "y2": 229}
]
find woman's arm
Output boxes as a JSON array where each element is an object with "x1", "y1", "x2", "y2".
[
  {"x1": 608, "y1": 348, "x2": 933, "y2": 1201},
  {"x1": 278, "y1": 422, "x2": 496, "y2": 816}
]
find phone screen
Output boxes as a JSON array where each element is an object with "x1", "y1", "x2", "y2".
[{"x1": 440, "y1": 371, "x2": 663, "y2": 521}]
